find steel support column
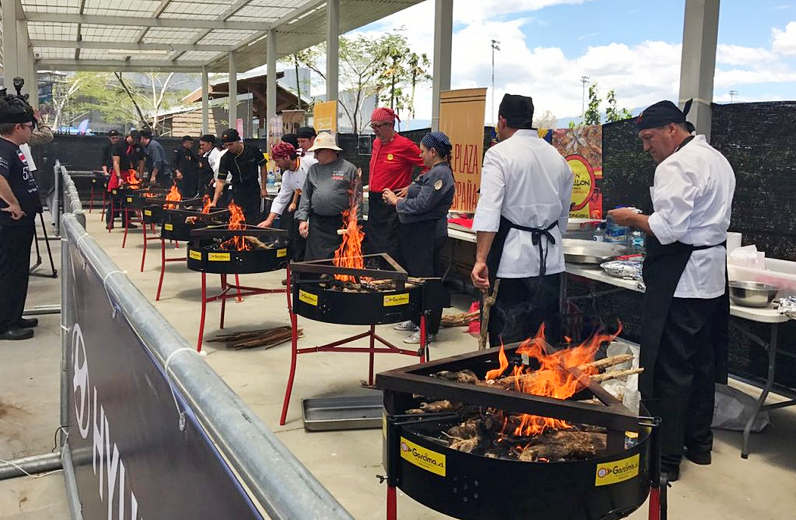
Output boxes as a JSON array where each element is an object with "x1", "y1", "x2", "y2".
[
  {"x1": 326, "y1": 0, "x2": 339, "y2": 102},
  {"x1": 267, "y1": 29, "x2": 277, "y2": 142},
  {"x1": 202, "y1": 66, "x2": 210, "y2": 135},
  {"x1": 678, "y1": 0, "x2": 720, "y2": 140},
  {"x1": 228, "y1": 52, "x2": 238, "y2": 133},
  {"x1": 2, "y1": 0, "x2": 20, "y2": 82},
  {"x1": 431, "y1": 0, "x2": 453, "y2": 132}
]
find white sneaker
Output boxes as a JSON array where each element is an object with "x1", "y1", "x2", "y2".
[
  {"x1": 393, "y1": 320, "x2": 419, "y2": 331},
  {"x1": 403, "y1": 331, "x2": 436, "y2": 344}
]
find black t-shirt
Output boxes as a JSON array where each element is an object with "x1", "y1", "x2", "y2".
[
  {"x1": 0, "y1": 138, "x2": 39, "y2": 227},
  {"x1": 101, "y1": 141, "x2": 115, "y2": 170},
  {"x1": 173, "y1": 146, "x2": 201, "y2": 176},
  {"x1": 112, "y1": 140, "x2": 143, "y2": 171},
  {"x1": 218, "y1": 143, "x2": 265, "y2": 188}
]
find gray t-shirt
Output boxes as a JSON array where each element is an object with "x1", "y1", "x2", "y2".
[{"x1": 296, "y1": 157, "x2": 362, "y2": 220}]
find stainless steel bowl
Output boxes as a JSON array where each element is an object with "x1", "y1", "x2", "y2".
[
  {"x1": 728, "y1": 281, "x2": 779, "y2": 308},
  {"x1": 563, "y1": 239, "x2": 633, "y2": 265}
]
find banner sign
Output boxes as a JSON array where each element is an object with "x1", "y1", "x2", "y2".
[
  {"x1": 439, "y1": 88, "x2": 487, "y2": 213},
  {"x1": 314, "y1": 101, "x2": 338, "y2": 135},
  {"x1": 64, "y1": 243, "x2": 263, "y2": 519},
  {"x1": 552, "y1": 126, "x2": 603, "y2": 218}
]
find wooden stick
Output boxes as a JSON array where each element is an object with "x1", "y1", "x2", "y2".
[
  {"x1": 478, "y1": 279, "x2": 500, "y2": 351},
  {"x1": 589, "y1": 367, "x2": 643, "y2": 382},
  {"x1": 490, "y1": 354, "x2": 634, "y2": 388}
]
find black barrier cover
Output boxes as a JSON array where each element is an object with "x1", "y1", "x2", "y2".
[{"x1": 65, "y1": 242, "x2": 263, "y2": 519}]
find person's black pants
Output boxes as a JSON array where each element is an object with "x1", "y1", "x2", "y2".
[
  {"x1": 367, "y1": 192, "x2": 400, "y2": 261},
  {"x1": 488, "y1": 273, "x2": 562, "y2": 348},
  {"x1": 281, "y1": 206, "x2": 306, "y2": 262},
  {"x1": 0, "y1": 224, "x2": 34, "y2": 333},
  {"x1": 232, "y1": 186, "x2": 261, "y2": 225},
  {"x1": 643, "y1": 296, "x2": 722, "y2": 467},
  {"x1": 398, "y1": 220, "x2": 446, "y2": 334},
  {"x1": 105, "y1": 191, "x2": 128, "y2": 226},
  {"x1": 179, "y1": 171, "x2": 199, "y2": 199}
]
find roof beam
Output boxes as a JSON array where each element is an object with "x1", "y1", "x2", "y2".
[
  {"x1": 31, "y1": 40, "x2": 232, "y2": 52},
  {"x1": 25, "y1": 13, "x2": 269, "y2": 31},
  {"x1": 37, "y1": 59, "x2": 205, "y2": 72}
]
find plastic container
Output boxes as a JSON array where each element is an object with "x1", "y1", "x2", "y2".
[
  {"x1": 593, "y1": 223, "x2": 605, "y2": 242},
  {"x1": 266, "y1": 170, "x2": 276, "y2": 186},
  {"x1": 605, "y1": 214, "x2": 629, "y2": 245},
  {"x1": 630, "y1": 230, "x2": 645, "y2": 254}
]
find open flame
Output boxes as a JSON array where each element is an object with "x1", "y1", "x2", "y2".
[
  {"x1": 201, "y1": 195, "x2": 211, "y2": 214},
  {"x1": 332, "y1": 169, "x2": 365, "y2": 282},
  {"x1": 164, "y1": 185, "x2": 181, "y2": 209},
  {"x1": 220, "y1": 202, "x2": 252, "y2": 251},
  {"x1": 126, "y1": 171, "x2": 141, "y2": 187},
  {"x1": 486, "y1": 323, "x2": 622, "y2": 438}
]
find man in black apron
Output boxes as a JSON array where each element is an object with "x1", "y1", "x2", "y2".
[
  {"x1": 471, "y1": 94, "x2": 574, "y2": 348},
  {"x1": 213, "y1": 129, "x2": 266, "y2": 224},
  {"x1": 608, "y1": 100, "x2": 736, "y2": 481}
]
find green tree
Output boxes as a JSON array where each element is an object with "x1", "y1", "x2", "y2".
[
  {"x1": 604, "y1": 89, "x2": 634, "y2": 123},
  {"x1": 584, "y1": 83, "x2": 601, "y2": 126}
]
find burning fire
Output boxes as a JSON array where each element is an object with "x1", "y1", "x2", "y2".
[
  {"x1": 332, "y1": 171, "x2": 365, "y2": 282},
  {"x1": 126, "y1": 171, "x2": 141, "y2": 187},
  {"x1": 164, "y1": 185, "x2": 181, "y2": 209},
  {"x1": 220, "y1": 202, "x2": 252, "y2": 251},
  {"x1": 486, "y1": 323, "x2": 622, "y2": 438},
  {"x1": 201, "y1": 195, "x2": 211, "y2": 214}
]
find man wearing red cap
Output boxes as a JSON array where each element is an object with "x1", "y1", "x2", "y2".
[{"x1": 367, "y1": 107, "x2": 424, "y2": 260}]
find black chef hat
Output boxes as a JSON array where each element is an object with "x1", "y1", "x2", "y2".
[
  {"x1": 636, "y1": 100, "x2": 695, "y2": 131},
  {"x1": 108, "y1": 129, "x2": 120, "y2": 137},
  {"x1": 221, "y1": 129, "x2": 241, "y2": 143},
  {"x1": 297, "y1": 126, "x2": 317, "y2": 139},
  {"x1": 498, "y1": 94, "x2": 534, "y2": 129},
  {"x1": 281, "y1": 133, "x2": 299, "y2": 148}
]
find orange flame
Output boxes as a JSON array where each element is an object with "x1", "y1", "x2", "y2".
[
  {"x1": 332, "y1": 171, "x2": 365, "y2": 282},
  {"x1": 126, "y1": 170, "x2": 141, "y2": 187},
  {"x1": 220, "y1": 202, "x2": 252, "y2": 251},
  {"x1": 164, "y1": 185, "x2": 181, "y2": 209},
  {"x1": 201, "y1": 195, "x2": 211, "y2": 214},
  {"x1": 486, "y1": 323, "x2": 623, "y2": 438}
]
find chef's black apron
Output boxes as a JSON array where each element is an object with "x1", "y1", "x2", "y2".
[
  {"x1": 485, "y1": 215, "x2": 561, "y2": 348},
  {"x1": 232, "y1": 184, "x2": 261, "y2": 225},
  {"x1": 281, "y1": 199, "x2": 306, "y2": 262},
  {"x1": 398, "y1": 219, "x2": 448, "y2": 334},
  {"x1": 304, "y1": 213, "x2": 344, "y2": 261},
  {"x1": 640, "y1": 235, "x2": 729, "y2": 462},
  {"x1": 367, "y1": 192, "x2": 401, "y2": 261}
]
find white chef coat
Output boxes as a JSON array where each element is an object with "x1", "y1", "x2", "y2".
[
  {"x1": 208, "y1": 147, "x2": 229, "y2": 184},
  {"x1": 270, "y1": 155, "x2": 316, "y2": 215},
  {"x1": 472, "y1": 129, "x2": 574, "y2": 278},
  {"x1": 647, "y1": 134, "x2": 736, "y2": 299}
]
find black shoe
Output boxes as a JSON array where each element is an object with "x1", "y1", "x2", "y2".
[
  {"x1": 16, "y1": 317, "x2": 38, "y2": 328},
  {"x1": 684, "y1": 448, "x2": 711, "y2": 465},
  {"x1": 126, "y1": 223, "x2": 139, "y2": 229},
  {"x1": 0, "y1": 327, "x2": 34, "y2": 341},
  {"x1": 661, "y1": 463, "x2": 680, "y2": 482}
]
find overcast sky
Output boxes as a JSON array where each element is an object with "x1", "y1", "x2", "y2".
[{"x1": 340, "y1": 0, "x2": 796, "y2": 125}]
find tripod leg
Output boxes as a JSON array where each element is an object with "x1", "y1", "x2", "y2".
[{"x1": 38, "y1": 211, "x2": 57, "y2": 278}]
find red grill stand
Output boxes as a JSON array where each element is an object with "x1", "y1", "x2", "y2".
[
  {"x1": 122, "y1": 207, "x2": 144, "y2": 248},
  {"x1": 279, "y1": 266, "x2": 429, "y2": 426},
  {"x1": 139, "y1": 222, "x2": 162, "y2": 272},
  {"x1": 155, "y1": 238, "x2": 187, "y2": 301},
  {"x1": 196, "y1": 273, "x2": 285, "y2": 352}
]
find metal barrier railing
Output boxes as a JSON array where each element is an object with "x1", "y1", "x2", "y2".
[{"x1": 58, "y1": 166, "x2": 355, "y2": 520}]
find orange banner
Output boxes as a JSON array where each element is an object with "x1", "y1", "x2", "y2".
[
  {"x1": 439, "y1": 88, "x2": 487, "y2": 213},
  {"x1": 313, "y1": 101, "x2": 337, "y2": 135}
]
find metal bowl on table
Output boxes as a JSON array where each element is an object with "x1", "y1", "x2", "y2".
[
  {"x1": 563, "y1": 239, "x2": 632, "y2": 265},
  {"x1": 728, "y1": 281, "x2": 779, "y2": 308}
]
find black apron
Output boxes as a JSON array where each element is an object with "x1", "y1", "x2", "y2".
[
  {"x1": 281, "y1": 198, "x2": 306, "y2": 262},
  {"x1": 367, "y1": 192, "x2": 401, "y2": 261},
  {"x1": 232, "y1": 184, "x2": 261, "y2": 225},
  {"x1": 485, "y1": 215, "x2": 558, "y2": 286},
  {"x1": 398, "y1": 219, "x2": 436, "y2": 277},
  {"x1": 639, "y1": 235, "x2": 730, "y2": 396},
  {"x1": 304, "y1": 213, "x2": 344, "y2": 261}
]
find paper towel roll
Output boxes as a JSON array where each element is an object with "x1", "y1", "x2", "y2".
[{"x1": 727, "y1": 232, "x2": 742, "y2": 253}]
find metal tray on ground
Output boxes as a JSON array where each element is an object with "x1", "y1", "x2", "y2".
[{"x1": 301, "y1": 394, "x2": 383, "y2": 431}]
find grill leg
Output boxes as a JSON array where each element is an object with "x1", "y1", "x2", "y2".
[
  {"x1": 386, "y1": 485, "x2": 397, "y2": 520},
  {"x1": 368, "y1": 325, "x2": 376, "y2": 386},
  {"x1": 280, "y1": 311, "x2": 299, "y2": 426},
  {"x1": 108, "y1": 198, "x2": 114, "y2": 231},
  {"x1": 140, "y1": 218, "x2": 148, "y2": 272},
  {"x1": 122, "y1": 207, "x2": 129, "y2": 248},
  {"x1": 235, "y1": 274, "x2": 243, "y2": 302},
  {"x1": 419, "y1": 314, "x2": 427, "y2": 363},
  {"x1": 197, "y1": 272, "x2": 207, "y2": 352},
  {"x1": 156, "y1": 238, "x2": 166, "y2": 301},
  {"x1": 100, "y1": 189, "x2": 107, "y2": 220},
  {"x1": 220, "y1": 274, "x2": 227, "y2": 329}
]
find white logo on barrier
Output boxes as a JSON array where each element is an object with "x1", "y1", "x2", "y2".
[{"x1": 70, "y1": 321, "x2": 142, "y2": 520}]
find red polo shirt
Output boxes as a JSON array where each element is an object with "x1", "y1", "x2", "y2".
[{"x1": 368, "y1": 134, "x2": 424, "y2": 192}]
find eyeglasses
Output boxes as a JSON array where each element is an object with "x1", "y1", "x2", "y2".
[{"x1": 21, "y1": 123, "x2": 34, "y2": 130}]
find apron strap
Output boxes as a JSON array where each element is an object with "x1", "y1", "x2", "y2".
[{"x1": 506, "y1": 218, "x2": 558, "y2": 277}]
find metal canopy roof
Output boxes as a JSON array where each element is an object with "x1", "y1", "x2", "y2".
[{"x1": 2, "y1": 0, "x2": 422, "y2": 73}]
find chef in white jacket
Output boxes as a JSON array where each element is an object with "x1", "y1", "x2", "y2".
[
  {"x1": 257, "y1": 141, "x2": 316, "y2": 261},
  {"x1": 608, "y1": 100, "x2": 736, "y2": 482},
  {"x1": 471, "y1": 93, "x2": 574, "y2": 348}
]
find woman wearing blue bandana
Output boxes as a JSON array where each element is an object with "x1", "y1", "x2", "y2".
[{"x1": 382, "y1": 132, "x2": 455, "y2": 344}]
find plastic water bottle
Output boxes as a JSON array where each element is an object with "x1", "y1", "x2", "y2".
[
  {"x1": 593, "y1": 223, "x2": 605, "y2": 242},
  {"x1": 605, "y1": 210, "x2": 629, "y2": 245},
  {"x1": 267, "y1": 170, "x2": 275, "y2": 187},
  {"x1": 630, "y1": 230, "x2": 645, "y2": 253}
]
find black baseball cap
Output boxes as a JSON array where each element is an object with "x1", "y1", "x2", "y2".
[
  {"x1": 221, "y1": 129, "x2": 241, "y2": 144},
  {"x1": 297, "y1": 126, "x2": 317, "y2": 139},
  {"x1": 108, "y1": 129, "x2": 120, "y2": 137},
  {"x1": 281, "y1": 133, "x2": 299, "y2": 148}
]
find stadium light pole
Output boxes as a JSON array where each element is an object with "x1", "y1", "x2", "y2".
[
  {"x1": 491, "y1": 39, "x2": 501, "y2": 124},
  {"x1": 729, "y1": 89, "x2": 738, "y2": 103},
  {"x1": 581, "y1": 75, "x2": 590, "y2": 119}
]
